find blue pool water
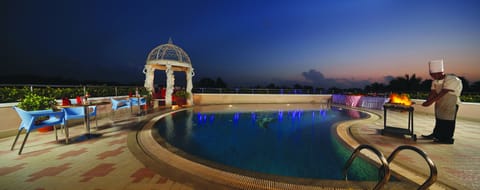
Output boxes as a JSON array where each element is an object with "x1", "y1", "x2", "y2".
[{"x1": 153, "y1": 106, "x2": 378, "y2": 181}]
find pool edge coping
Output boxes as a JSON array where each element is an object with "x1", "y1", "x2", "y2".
[
  {"x1": 334, "y1": 105, "x2": 453, "y2": 190},
  {"x1": 129, "y1": 104, "x2": 437, "y2": 189}
]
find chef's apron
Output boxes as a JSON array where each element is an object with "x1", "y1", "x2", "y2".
[{"x1": 435, "y1": 93, "x2": 457, "y2": 121}]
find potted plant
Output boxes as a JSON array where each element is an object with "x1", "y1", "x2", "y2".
[
  {"x1": 144, "y1": 93, "x2": 153, "y2": 111},
  {"x1": 173, "y1": 90, "x2": 190, "y2": 106},
  {"x1": 17, "y1": 92, "x2": 58, "y2": 132},
  {"x1": 138, "y1": 90, "x2": 153, "y2": 113}
]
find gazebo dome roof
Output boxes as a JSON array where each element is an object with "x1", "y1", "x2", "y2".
[{"x1": 147, "y1": 39, "x2": 191, "y2": 65}]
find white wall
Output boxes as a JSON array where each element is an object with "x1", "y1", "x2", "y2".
[
  {"x1": 412, "y1": 99, "x2": 480, "y2": 121},
  {"x1": 193, "y1": 94, "x2": 332, "y2": 105}
]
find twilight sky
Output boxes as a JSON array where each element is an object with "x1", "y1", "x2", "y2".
[{"x1": 4, "y1": 0, "x2": 480, "y2": 88}]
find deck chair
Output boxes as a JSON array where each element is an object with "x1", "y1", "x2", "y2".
[
  {"x1": 11, "y1": 106, "x2": 65, "y2": 155},
  {"x1": 110, "y1": 97, "x2": 131, "y2": 120},
  {"x1": 62, "y1": 106, "x2": 97, "y2": 143},
  {"x1": 130, "y1": 97, "x2": 147, "y2": 113}
]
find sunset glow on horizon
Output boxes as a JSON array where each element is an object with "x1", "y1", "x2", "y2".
[{"x1": 4, "y1": 0, "x2": 480, "y2": 88}]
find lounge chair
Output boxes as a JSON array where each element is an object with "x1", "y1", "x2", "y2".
[
  {"x1": 62, "y1": 106, "x2": 97, "y2": 143},
  {"x1": 110, "y1": 97, "x2": 131, "y2": 120},
  {"x1": 11, "y1": 106, "x2": 65, "y2": 155}
]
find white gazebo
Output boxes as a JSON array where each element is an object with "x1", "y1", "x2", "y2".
[{"x1": 143, "y1": 39, "x2": 194, "y2": 106}]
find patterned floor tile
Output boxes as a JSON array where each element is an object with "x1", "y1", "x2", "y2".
[{"x1": 0, "y1": 106, "x2": 479, "y2": 190}]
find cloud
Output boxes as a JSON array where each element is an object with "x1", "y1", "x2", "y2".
[
  {"x1": 383, "y1": 75, "x2": 395, "y2": 83},
  {"x1": 301, "y1": 69, "x2": 370, "y2": 89},
  {"x1": 302, "y1": 69, "x2": 325, "y2": 81}
]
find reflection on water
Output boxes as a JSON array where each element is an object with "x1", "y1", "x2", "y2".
[
  {"x1": 347, "y1": 109, "x2": 361, "y2": 119},
  {"x1": 154, "y1": 104, "x2": 376, "y2": 181}
]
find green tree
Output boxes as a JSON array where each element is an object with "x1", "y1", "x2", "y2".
[
  {"x1": 293, "y1": 84, "x2": 303, "y2": 89},
  {"x1": 388, "y1": 74, "x2": 422, "y2": 92},
  {"x1": 215, "y1": 77, "x2": 227, "y2": 88},
  {"x1": 266, "y1": 83, "x2": 276, "y2": 89},
  {"x1": 420, "y1": 79, "x2": 432, "y2": 91},
  {"x1": 195, "y1": 77, "x2": 228, "y2": 88},
  {"x1": 364, "y1": 82, "x2": 386, "y2": 93},
  {"x1": 196, "y1": 77, "x2": 216, "y2": 88},
  {"x1": 470, "y1": 81, "x2": 480, "y2": 92},
  {"x1": 458, "y1": 76, "x2": 470, "y2": 92}
]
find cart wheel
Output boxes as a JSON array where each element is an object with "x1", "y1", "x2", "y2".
[{"x1": 412, "y1": 135, "x2": 417, "y2": 141}]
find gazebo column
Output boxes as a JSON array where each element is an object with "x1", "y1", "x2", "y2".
[
  {"x1": 165, "y1": 64, "x2": 175, "y2": 107},
  {"x1": 186, "y1": 67, "x2": 194, "y2": 105},
  {"x1": 143, "y1": 66, "x2": 155, "y2": 93}
]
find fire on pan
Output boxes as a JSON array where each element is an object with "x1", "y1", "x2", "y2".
[
  {"x1": 384, "y1": 93, "x2": 414, "y2": 111},
  {"x1": 382, "y1": 93, "x2": 416, "y2": 141}
]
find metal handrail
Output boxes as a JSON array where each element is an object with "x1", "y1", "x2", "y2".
[
  {"x1": 343, "y1": 144, "x2": 391, "y2": 190},
  {"x1": 387, "y1": 145, "x2": 437, "y2": 190}
]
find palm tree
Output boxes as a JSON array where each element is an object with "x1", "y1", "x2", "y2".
[
  {"x1": 407, "y1": 74, "x2": 422, "y2": 91},
  {"x1": 364, "y1": 82, "x2": 386, "y2": 93},
  {"x1": 388, "y1": 74, "x2": 422, "y2": 92},
  {"x1": 458, "y1": 76, "x2": 470, "y2": 91},
  {"x1": 471, "y1": 81, "x2": 480, "y2": 92}
]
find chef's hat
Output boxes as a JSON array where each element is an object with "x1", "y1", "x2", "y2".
[{"x1": 429, "y1": 59, "x2": 444, "y2": 73}]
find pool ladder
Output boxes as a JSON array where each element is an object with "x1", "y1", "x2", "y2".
[{"x1": 343, "y1": 144, "x2": 437, "y2": 190}]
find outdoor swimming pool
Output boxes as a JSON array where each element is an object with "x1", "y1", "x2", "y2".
[{"x1": 152, "y1": 104, "x2": 379, "y2": 181}]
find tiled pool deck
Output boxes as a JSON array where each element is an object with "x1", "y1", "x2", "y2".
[{"x1": 0, "y1": 105, "x2": 478, "y2": 190}]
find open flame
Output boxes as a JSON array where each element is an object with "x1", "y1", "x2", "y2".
[{"x1": 389, "y1": 93, "x2": 412, "y2": 106}]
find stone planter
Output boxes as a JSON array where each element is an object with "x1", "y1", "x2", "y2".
[
  {"x1": 38, "y1": 126, "x2": 54, "y2": 132},
  {"x1": 174, "y1": 97, "x2": 187, "y2": 106}
]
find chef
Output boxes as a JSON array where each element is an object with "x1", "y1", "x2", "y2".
[{"x1": 421, "y1": 59, "x2": 463, "y2": 144}]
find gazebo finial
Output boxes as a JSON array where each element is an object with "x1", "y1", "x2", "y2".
[{"x1": 168, "y1": 37, "x2": 173, "y2": 44}]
